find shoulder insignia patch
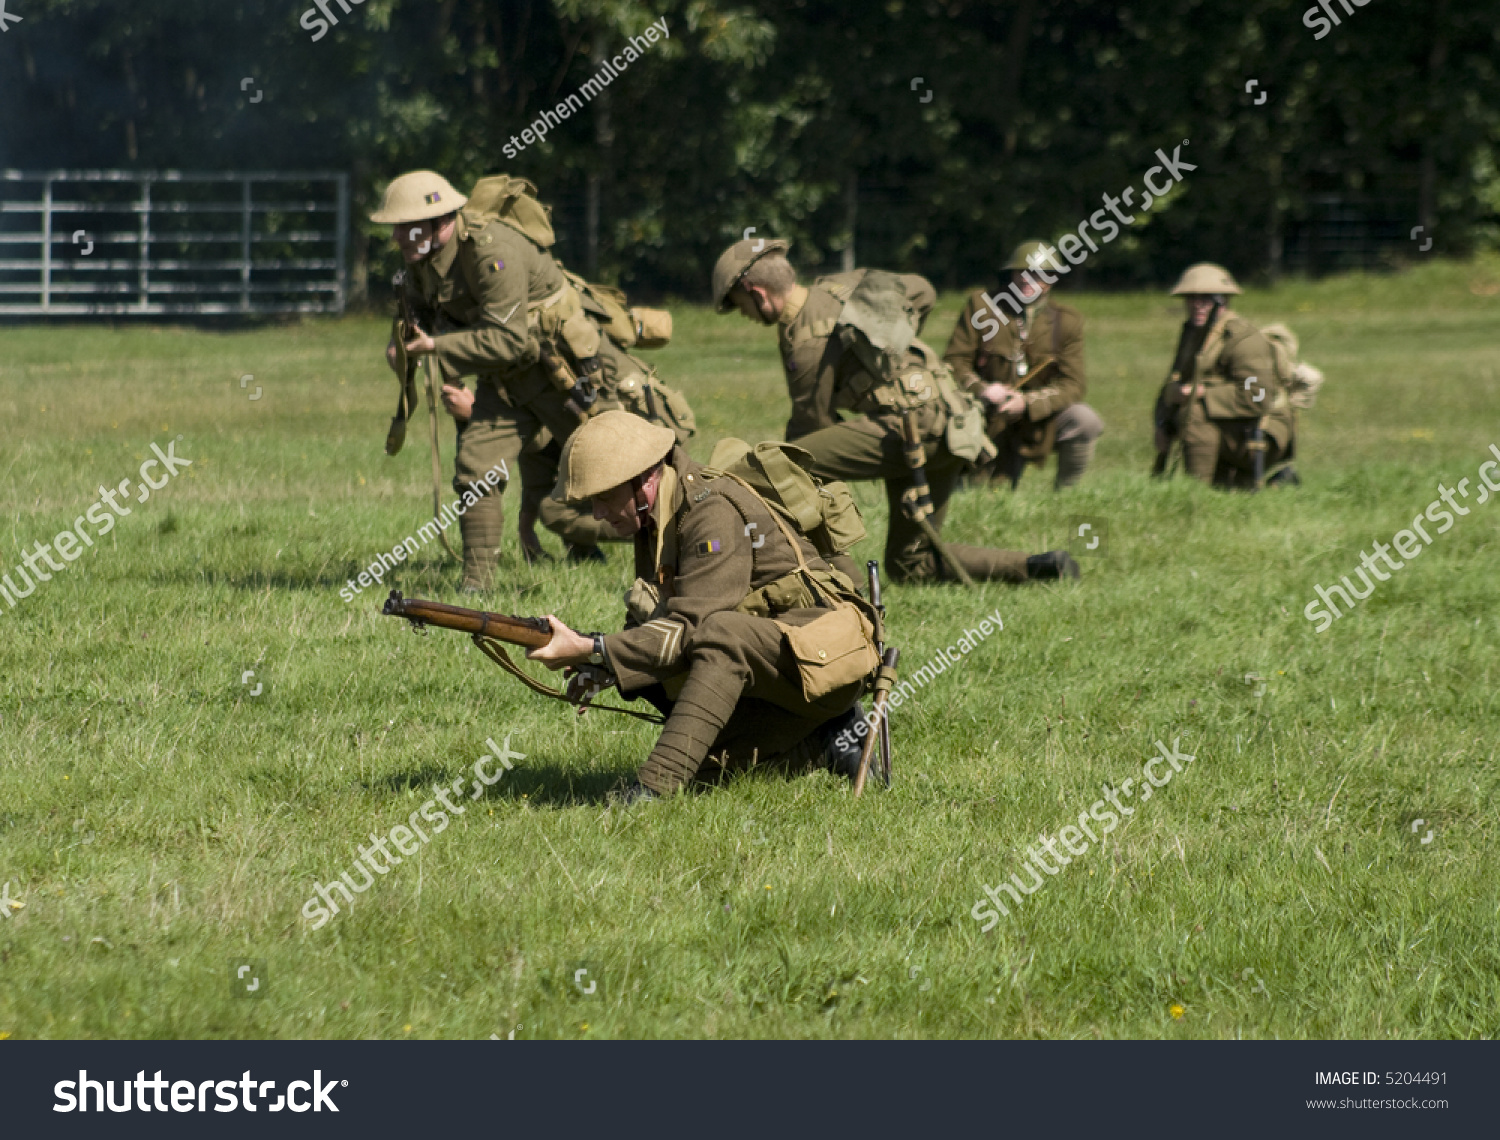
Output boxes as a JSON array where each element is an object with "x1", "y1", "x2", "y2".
[
  {"x1": 486, "y1": 259, "x2": 505, "y2": 273},
  {"x1": 694, "y1": 539, "x2": 722, "y2": 556}
]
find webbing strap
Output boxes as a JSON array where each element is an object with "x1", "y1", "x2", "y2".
[{"x1": 473, "y1": 636, "x2": 665, "y2": 725}]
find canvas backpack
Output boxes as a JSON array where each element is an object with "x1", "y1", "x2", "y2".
[
  {"x1": 1260, "y1": 322, "x2": 1325, "y2": 410},
  {"x1": 705, "y1": 438, "x2": 866, "y2": 563},
  {"x1": 463, "y1": 175, "x2": 557, "y2": 248}
]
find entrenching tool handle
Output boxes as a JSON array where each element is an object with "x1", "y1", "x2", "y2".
[
  {"x1": 863, "y1": 561, "x2": 893, "y2": 784},
  {"x1": 853, "y1": 647, "x2": 900, "y2": 798},
  {"x1": 1251, "y1": 424, "x2": 1266, "y2": 491}
]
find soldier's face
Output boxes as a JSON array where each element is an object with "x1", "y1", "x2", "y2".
[
  {"x1": 1185, "y1": 295, "x2": 1216, "y2": 327},
  {"x1": 592, "y1": 483, "x2": 646, "y2": 536},
  {"x1": 1010, "y1": 270, "x2": 1048, "y2": 304},
  {"x1": 393, "y1": 215, "x2": 457, "y2": 263},
  {"x1": 729, "y1": 285, "x2": 778, "y2": 325}
]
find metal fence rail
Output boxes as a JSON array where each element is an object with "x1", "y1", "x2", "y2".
[{"x1": 0, "y1": 170, "x2": 349, "y2": 316}]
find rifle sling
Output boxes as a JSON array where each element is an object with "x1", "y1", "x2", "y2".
[{"x1": 473, "y1": 635, "x2": 666, "y2": 725}]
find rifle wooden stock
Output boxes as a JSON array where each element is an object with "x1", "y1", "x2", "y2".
[{"x1": 382, "y1": 591, "x2": 553, "y2": 647}]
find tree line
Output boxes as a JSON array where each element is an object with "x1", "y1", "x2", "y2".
[{"x1": 2, "y1": 0, "x2": 1495, "y2": 304}]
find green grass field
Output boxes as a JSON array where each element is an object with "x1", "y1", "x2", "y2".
[{"x1": 1, "y1": 257, "x2": 1497, "y2": 1039}]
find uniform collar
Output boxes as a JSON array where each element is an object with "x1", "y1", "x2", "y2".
[
  {"x1": 650, "y1": 464, "x2": 682, "y2": 566},
  {"x1": 778, "y1": 284, "x2": 809, "y2": 328},
  {"x1": 425, "y1": 223, "x2": 463, "y2": 281},
  {"x1": 1020, "y1": 292, "x2": 1051, "y2": 321}
]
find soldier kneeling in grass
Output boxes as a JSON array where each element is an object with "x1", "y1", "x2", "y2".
[
  {"x1": 527, "y1": 412, "x2": 884, "y2": 803},
  {"x1": 1152, "y1": 263, "x2": 1321, "y2": 489}
]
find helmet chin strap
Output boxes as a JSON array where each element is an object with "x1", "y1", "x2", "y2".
[
  {"x1": 630, "y1": 474, "x2": 651, "y2": 521},
  {"x1": 629, "y1": 458, "x2": 670, "y2": 526}
]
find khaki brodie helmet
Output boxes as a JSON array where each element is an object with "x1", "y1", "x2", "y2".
[
  {"x1": 711, "y1": 237, "x2": 791, "y2": 312},
  {"x1": 1001, "y1": 240, "x2": 1057, "y2": 272},
  {"x1": 369, "y1": 171, "x2": 468, "y2": 225},
  {"x1": 552, "y1": 410, "x2": 677, "y2": 502},
  {"x1": 1170, "y1": 263, "x2": 1242, "y2": 296}
]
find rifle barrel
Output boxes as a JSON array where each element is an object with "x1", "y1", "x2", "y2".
[{"x1": 382, "y1": 591, "x2": 553, "y2": 647}]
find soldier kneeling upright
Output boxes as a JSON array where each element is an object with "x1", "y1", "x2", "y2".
[
  {"x1": 527, "y1": 412, "x2": 880, "y2": 802},
  {"x1": 1153, "y1": 263, "x2": 1299, "y2": 489}
]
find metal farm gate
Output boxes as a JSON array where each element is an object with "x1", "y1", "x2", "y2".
[{"x1": 0, "y1": 170, "x2": 349, "y2": 316}]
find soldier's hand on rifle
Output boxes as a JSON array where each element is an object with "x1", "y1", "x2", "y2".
[
  {"x1": 564, "y1": 666, "x2": 613, "y2": 710},
  {"x1": 981, "y1": 383, "x2": 1026, "y2": 421},
  {"x1": 526, "y1": 615, "x2": 593, "y2": 669},
  {"x1": 441, "y1": 384, "x2": 474, "y2": 421},
  {"x1": 1165, "y1": 380, "x2": 1195, "y2": 405},
  {"x1": 403, "y1": 324, "x2": 436, "y2": 356}
]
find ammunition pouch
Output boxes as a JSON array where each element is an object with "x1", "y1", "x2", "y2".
[
  {"x1": 528, "y1": 284, "x2": 604, "y2": 406},
  {"x1": 561, "y1": 270, "x2": 674, "y2": 352},
  {"x1": 937, "y1": 366, "x2": 997, "y2": 464},
  {"x1": 837, "y1": 338, "x2": 940, "y2": 415},
  {"x1": 775, "y1": 604, "x2": 881, "y2": 701},
  {"x1": 630, "y1": 307, "x2": 673, "y2": 349}
]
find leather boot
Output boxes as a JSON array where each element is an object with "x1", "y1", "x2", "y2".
[{"x1": 1026, "y1": 550, "x2": 1081, "y2": 580}]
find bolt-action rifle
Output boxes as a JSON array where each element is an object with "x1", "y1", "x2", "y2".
[
  {"x1": 390, "y1": 272, "x2": 459, "y2": 560},
  {"x1": 1153, "y1": 300, "x2": 1223, "y2": 478},
  {"x1": 382, "y1": 591, "x2": 662, "y2": 723}
]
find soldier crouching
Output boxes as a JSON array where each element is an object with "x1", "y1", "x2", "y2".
[{"x1": 526, "y1": 412, "x2": 877, "y2": 802}]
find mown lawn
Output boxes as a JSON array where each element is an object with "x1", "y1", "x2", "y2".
[{"x1": 0, "y1": 255, "x2": 1496, "y2": 1039}]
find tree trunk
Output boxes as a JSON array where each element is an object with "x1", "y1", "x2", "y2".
[
  {"x1": 841, "y1": 171, "x2": 858, "y2": 272},
  {"x1": 348, "y1": 156, "x2": 370, "y2": 309},
  {"x1": 586, "y1": 35, "x2": 613, "y2": 279},
  {"x1": 1266, "y1": 151, "x2": 1283, "y2": 282},
  {"x1": 1418, "y1": 0, "x2": 1449, "y2": 239},
  {"x1": 1000, "y1": 0, "x2": 1039, "y2": 160}
]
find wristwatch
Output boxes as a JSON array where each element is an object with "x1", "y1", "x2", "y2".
[{"x1": 586, "y1": 633, "x2": 607, "y2": 668}]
